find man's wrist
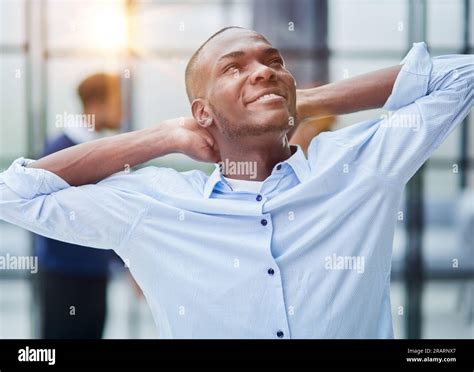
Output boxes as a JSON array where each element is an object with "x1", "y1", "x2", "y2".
[
  {"x1": 297, "y1": 87, "x2": 328, "y2": 120},
  {"x1": 144, "y1": 123, "x2": 180, "y2": 157},
  {"x1": 296, "y1": 89, "x2": 311, "y2": 121}
]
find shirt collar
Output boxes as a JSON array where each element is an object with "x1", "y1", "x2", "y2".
[
  {"x1": 203, "y1": 144, "x2": 310, "y2": 198},
  {"x1": 283, "y1": 143, "x2": 310, "y2": 183}
]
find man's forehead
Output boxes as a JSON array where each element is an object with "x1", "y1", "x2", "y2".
[
  {"x1": 189, "y1": 28, "x2": 274, "y2": 99},
  {"x1": 200, "y1": 29, "x2": 272, "y2": 62}
]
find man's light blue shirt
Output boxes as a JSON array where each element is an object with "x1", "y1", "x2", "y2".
[{"x1": 1, "y1": 43, "x2": 472, "y2": 338}]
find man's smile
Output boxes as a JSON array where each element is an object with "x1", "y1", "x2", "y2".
[{"x1": 245, "y1": 89, "x2": 287, "y2": 106}]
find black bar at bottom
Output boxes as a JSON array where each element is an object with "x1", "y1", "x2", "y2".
[{"x1": 0, "y1": 339, "x2": 472, "y2": 371}]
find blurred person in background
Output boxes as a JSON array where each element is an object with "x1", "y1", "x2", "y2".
[{"x1": 34, "y1": 73, "x2": 125, "y2": 339}]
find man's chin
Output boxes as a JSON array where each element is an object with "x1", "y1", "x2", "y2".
[{"x1": 253, "y1": 112, "x2": 292, "y2": 130}]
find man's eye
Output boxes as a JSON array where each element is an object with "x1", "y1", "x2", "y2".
[
  {"x1": 223, "y1": 64, "x2": 238, "y2": 73},
  {"x1": 269, "y1": 58, "x2": 283, "y2": 65}
]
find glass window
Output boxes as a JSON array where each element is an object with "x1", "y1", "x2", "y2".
[
  {"x1": 0, "y1": 55, "x2": 27, "y2": 162},
  {"x1": 425, "y1": 167, "x2": 460, "y2": 201},
  {"x1": 427, "y1": 0, "x2": 464, "y2": 50},
  {"x1": 468, "y1": 114, "x2": 474, "y2": 158},
  {"x1": 471, "y1": 0, "x2": 474, "y2": 49},
  {"x1": 47, "y1": 0, "x2": 128, "y2": 52},
  {"x1": 132, "y1": 0, "x2": 252, "y2": 51},
  {"x1": 0, "y1": 0, "x2": 25, "y2": 45},
  {"x1": 422, "y1": 281, "x2": 473, "y2": 338},
  {"x1": 329, "y1": 0, "x2": 407, "y2": 52}
]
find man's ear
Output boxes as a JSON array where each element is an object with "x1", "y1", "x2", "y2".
[{"x1": 191, "y1": 99, "x2": 213, "y2": 128}]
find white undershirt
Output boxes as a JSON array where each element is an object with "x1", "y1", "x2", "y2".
[{"x1": 223, "y1": 176, "x2": 264, "y2": 193}]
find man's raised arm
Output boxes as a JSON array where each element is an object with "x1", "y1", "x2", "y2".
[
  {"x1": 289, "y1": 65, "x2": 402, "y2": 148},
  {"x1": 296, "y1": 65, "x2": 402, "y2": 121},
  {"x1": 28, "y1": 117, "x2": 219, "y2": 186},
  {"x1": 289, "y1": 65, "x2": 402, "y2": 145},
  {"x1": 0, "y1": 117, "x2": 219, "y2": 250},
  {"x1": 300, "y1": 42, "x2": 473, "y2": 185}
]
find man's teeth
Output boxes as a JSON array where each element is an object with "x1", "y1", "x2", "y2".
[{"x1": 256, "y1": 94, "x2": 281, "y2": 101}]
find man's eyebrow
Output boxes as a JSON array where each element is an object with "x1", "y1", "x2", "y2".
[
  {"x1": 217, "y1": 47, "x2": 282, "y2": 64},
  {"x1": 217, "y1": 51, "x2": 246, "y2": 63},
  {"x1": 262, "y1": 47, "x2": 281, "y2": 57}
]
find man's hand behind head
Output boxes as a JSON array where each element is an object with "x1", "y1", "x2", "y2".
[{"x1": 163, "y1": 117, "x2": 221, "y2": 164}]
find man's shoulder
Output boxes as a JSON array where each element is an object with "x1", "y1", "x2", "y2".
[
  {"x1": 154, "y1": 168, "x2": 209, "y2": 196},
  {"x1": 97, "y1": 166, "x2": 209, "y2": 198},
  {"x1": 308, "y1": 118, "x2": 381, "y2": 153},
  {"x1": 134, "y1": 166, "x2": 207, "y2": 183},
  {"x1": 305, "y1": 118, "x2": 384, "y2": 177}
]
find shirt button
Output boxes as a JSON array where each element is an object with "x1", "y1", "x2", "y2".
[
  {"x1": 256, "y1": 194, "x2": 262, "y2": 202},
  {"x1": 276, "y1": 164, "x2": 282, "y2": 170},
  {"x1": 267, "y1": 268, "x2": 274, "y2": 275},
  {"x1": 277, "y1": 330, "x2": 284, "y2": 338},
  {"x1": 260, "y1": 219, "x2": 267, "y2": 226}
]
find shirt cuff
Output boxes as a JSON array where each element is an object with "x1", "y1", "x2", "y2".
[
  {"x1": 383, "y1": 42, "x2": 433, "y2": 111},
  {"x1": 2, "y1": 157, "x2": 71, "y2": 199}
]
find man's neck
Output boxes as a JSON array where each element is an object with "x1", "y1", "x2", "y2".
[{"x1": 218, "y1": 134, "x2": 292, "y2": 181}]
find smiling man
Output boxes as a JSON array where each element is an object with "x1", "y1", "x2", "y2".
[{"x1": 1, "y1": 27, "x2": 472, "y2": 338}]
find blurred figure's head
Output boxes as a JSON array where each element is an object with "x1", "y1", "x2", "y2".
[
  {"x1": 185, "y1": 27, "x2": 296, "y2": 145},
  {"x1": 77, "y1": 73, "x2": 122, "y2": 131}
]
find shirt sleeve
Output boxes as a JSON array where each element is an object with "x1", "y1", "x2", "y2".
[
  {"x1": 315, "y1": 42, "x2": 473, "y2": 186},
  {"x1": 0, "y1": 158, "x2": 155, "y2": 252}
]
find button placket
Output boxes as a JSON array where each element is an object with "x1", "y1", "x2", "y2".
[
  {"x1": 265, "y1": 263, "x2": 290, "y2": 339},
  {"x1": 258, "y1": 213, "x2": 287, "y2": 338}
]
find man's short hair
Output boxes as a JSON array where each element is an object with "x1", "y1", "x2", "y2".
[
  {"x1": 184, "y1": 26, "x2": 245, "y2": 103},
  {"x1": 77, "y1": 73, "x2": 120, "y2": 106}
]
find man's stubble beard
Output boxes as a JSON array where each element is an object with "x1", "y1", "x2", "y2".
[{"x1": 209, "y1": 102, "x2": 295, "y2": 141}]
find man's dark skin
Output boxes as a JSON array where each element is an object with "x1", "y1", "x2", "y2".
[
  {"x1": 29, "y1": 27, "x2": 401, "y2": 185},
  {"x1": 189, "y1": 29, "x2": 297, "y2": 181}
]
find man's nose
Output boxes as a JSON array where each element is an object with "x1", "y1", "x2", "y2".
[{"x1": 249, "y1": 63, "x2": 276, "y2": 84}]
